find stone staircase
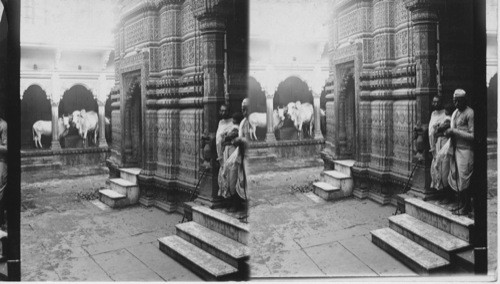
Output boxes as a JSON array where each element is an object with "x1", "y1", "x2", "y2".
[
  {"x1": 313, "y1": 160, "x2": 355, "y2": 201},
  {"x1": 371, "y1": 197, "x2": 474, "y2": 275},
  {"x1": 99, "y1": 168, "x2": 141, "y2": 208},
  {"x1": 158, "y1": 206, "x2": 250, "y2": 281}
]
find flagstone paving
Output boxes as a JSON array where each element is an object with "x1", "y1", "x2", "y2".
[
  {"x1": 21, "y1": 174, "x2": 202, "y2": 281},
  {"x1": 247, "y1": 159, "x2": 497, "y2": 280}
]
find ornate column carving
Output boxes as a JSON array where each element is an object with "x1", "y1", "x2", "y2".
[
  {"x1": 50, "y1": 73, "x2": 62, "y2": 150},
  {"x1": 195, "y1": 8, "x2": 229, "y2": 207},
  {"x1": 404, "y1": 0, "x2": 442, "y2": 197},
  {"x1": 50, "y1": 100, "x2": 62, "y2": 151},
  {"x1": 312, "y1": 92, "x2": 323, "y2": 140},
  {"x1": 98, "y1": 100, "x2": 108, "y2": 148},
  {"x1": 265, "y1": 91, "x2": 276, "y2": 142}
]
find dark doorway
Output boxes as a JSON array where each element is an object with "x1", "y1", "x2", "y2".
[
  {"x1": 339, "y1": 73, "x2": 356, "y2": 157},
  {"x1": 21, "y1": 85, "x2": 51, "y2": 149},
  {"x1": 125, "y1": 81, "x2": 142, "y2": 167},
  {"x1": 105, "y1": 95, "x2": 112, "y2": 144},
  {"x1": 487, "y1": 73, "x2": 497, "y2": 138}
]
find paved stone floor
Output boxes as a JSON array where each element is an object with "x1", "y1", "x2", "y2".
[
  {"x1": 20, "y1": 174, "x2": 201, "y2": 281},
  {"x1": 247, "y1": 159, "x2": 498, "y2": 280}
]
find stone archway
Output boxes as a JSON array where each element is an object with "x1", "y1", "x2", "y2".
[
  {"x1": 21, "y1": 85, "x2": 51, "y2": 149},
  {"x1": 247, "y1": 77, "x2": 266, "y2": 140},
  {"x1": 274, "y1": 76, "x2": 313, "y2": 107},
  {"x1": 274, "y1": 76, "x2": 314, "y2": 139},
  {"x1": 59, "y1": 85, "x2": 98, "y2": 116},
  {"x1": 248, "y1": 76, "x2": 266, "y2": 114},
  {"x1": 59, "y1": 85, "x2": 99, "y2": 147}
]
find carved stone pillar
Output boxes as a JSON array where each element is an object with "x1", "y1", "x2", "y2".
[
  {"x1": 50, "y1": 101, "x2": 62, "y2": 150},
  {"x1": 197, "y1": 14, "x2": 227, "y2": 207},
  {"x1": 312, "y1": 92, "x2": 323, "y2": 140},
  {"x1": 404, "y1": 0, "x2": 442, "y2": 198},
  {"x1": 265, "y1": 91, "x2": 276, "y2": 142},
  {"x1": 98, "y1": 100, "x2": 108, "y2": 148}
]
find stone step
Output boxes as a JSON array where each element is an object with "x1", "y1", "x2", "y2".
[
  {"x1": 452, "y1": 249, "x2": 474, "y2": 273},
  {"x1": 99, "y1": 189, "x2": 128, "y2": 208},
  {"x1": 405, "y1": 198, "x2": 474, "y2": 242},
  {"x1": 389, "y1": 214, "x2": 470, "y2": 261},
  {"x1": 110, "y1": 178, "x2": 139, "y2": 205},
  {"x1": 192, "y1": 206, "x2": 249, "y2": 245},
  {"x1": 176, "y1": 222, "x2": 250, "y2": 268},
  {"x1": 333, "y1": 159, "x2": 355, "y2": 176},
  {"x1": 119, "y1": 167, "x2": 141, "y2": 185},
  {"x1": 371, "y1": 228, "x2": 450, "y2": 275},
  {"x1": 321, "y1": 170, "x2": 353, "y2": 196},
  {"x1": 312, "y1": 182, "x2": 342, "y2": 201},
  {"x1": 158, "y1": 235, "x2": 238, "y2": 281}
]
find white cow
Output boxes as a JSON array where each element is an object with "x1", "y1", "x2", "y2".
[
  {"x1": 286, "y1": 101, "x2": 314, "y2": 138},
  {"x1": 247, "y1": 108, "x2": 286, "y2": 141},
  {"x1": 32, "y1": 116, "x2": 70, "y2": 149},
  {"x1": 72, "y1": 110, "x2": 99, "y2": 147}
]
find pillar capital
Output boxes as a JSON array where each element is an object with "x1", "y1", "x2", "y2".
[
  {"x1": 192, "y1": 0, "x2": 230, "y2": 22},
  {"x1": 198, "y1": 15, "x2": 226, "y2": 33},
  {"x1": 404, "y1": 0, "x2": 443, "y2": 23}
]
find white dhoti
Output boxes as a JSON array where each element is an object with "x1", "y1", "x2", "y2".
[
  {"x1": 218, "y1": 146, "x2": 246, "y2": 199},
  {"x1": 448, "y1": 147, "x2": 473, "y2": 192},
  {"x1": 430, "y1": 138, "x2": 451, "y2": 190}
]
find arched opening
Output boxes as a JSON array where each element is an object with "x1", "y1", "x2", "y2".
[
  {"x1": 274, "y1": 76, "x2": 313, "y2": 107},
  {"x1": 59, "y1": 85, "x2": 98, "y2": 147},
  {"x1": 274, "y1": 76, "x2": 314, "y2": 140},
  {"x1": 487, "y1": 73, "x2": 497, "y2": 138},
  {"x1": 247, "y1": 77, "x2": 266, "y2": 140},
  {"x1": 21, "y1": 85, "x2": 51, "y2": 149}
]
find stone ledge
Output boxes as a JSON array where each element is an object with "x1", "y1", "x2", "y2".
[{"x1": 21, "y1": 147, "x2": 110, "y2": 157}]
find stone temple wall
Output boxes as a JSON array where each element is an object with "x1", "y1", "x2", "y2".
[
  {"x1": 325, "y1": 0, "x2": 474, "y2": 204},
  {"x1": 109, "y1": 0, "x2": 248, "y2": 208}
]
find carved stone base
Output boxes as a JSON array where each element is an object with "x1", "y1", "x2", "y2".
[
  {"x1": 353, "y1": 188, "x2": 369, "y2": 199},
  {"x1": 139, "y1": 196, "x2": 155, "y2": 207},
  {"x1": 51, "y1": 141, "x2": 62, "y2": 151},
  {"x1": 155, "y1": 200, "x2": 177, "y2": 213},
  {"x1": 368, "y1": 191, "x2": 392, "y2": 205},
  {"x1": 194, "y1": 195, "x2": 225, "y2": 209}
]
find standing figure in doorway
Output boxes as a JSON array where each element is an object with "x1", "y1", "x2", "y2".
[
  {"x1": 446, "y1": 89, "x2": 474, "y2": 215},
  {"x1": 0, "y1": 116, "x2": 6, "y2": 227},
  {"x1": 428, "y1": 96, "x2": 451, "y2": 200}
]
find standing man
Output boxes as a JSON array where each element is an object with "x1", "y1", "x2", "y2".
[
  {"x1": 446, "y1": 89, "x2": 474, "y2": 215},
  {"x1": 0, "y1": 115, "x2": 6, "y2": 227},
  {"x1": 429, "y1": 96, "x2": 453, "y2": 203},
  {"x1": 216, "y1": 104, "x2": 237, "y2": 164}
]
